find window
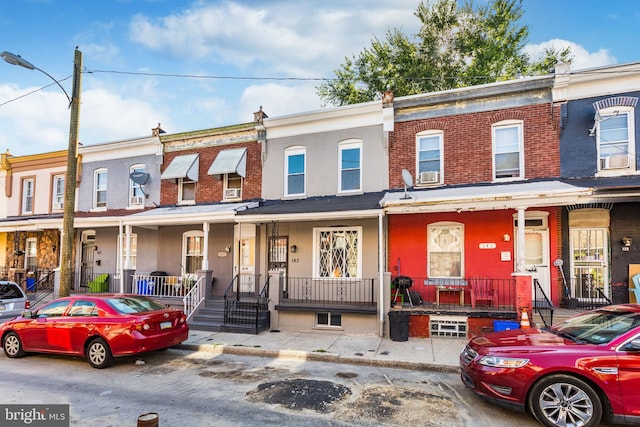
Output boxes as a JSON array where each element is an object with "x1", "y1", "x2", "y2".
[
  {"x1": 339, "y1": 140, "x2": 362, "y2": 192},
  {"x1": 428, "y1": 223, "x2": 463, "y2": 278},
  {"x1": 316, "y1": 312, "x2": 342, "y2": 327},
  {"x1": 117, "y1": 233, "x2": 137, "y2": 270},
  {"x1": 25, "y1": 238, "x2": 37, "y2": 272},
  {"x1": 493, "y1": 121, "x2": 523, "y2": 180},
  {"x1": 285, "y1": 147, "x2": 305, "y2": 196},
  {"x1": 129, "y1": 164, "x2": 145, "y2": 207},
  {"x1": 93, "y1": 169, "x2": 107, "y2": 209},
  {"x1": 22, "y1": 178, "x2": 34, "y2": 214},
  {"x1": 52, "y1": 175, "x2": 64, "y2": 211},
  {"x1": 315, "y1": 227, "x2": 361, "y2": 278},
  {"x1": 179, "y1": 178, "x2": 196, "y2": 204},
  {"x1": 416, "y1": 131, "x2": 442, "y2": 185},
  {"x1": 183, "y1": 231, "x2": 204, "y2": 276},
  {"x1": 223, "y1": 173, "x2": 242, "y2": 200},
  {"x1": 597, "y1": 107, "x2": 635, "y2": 171}
]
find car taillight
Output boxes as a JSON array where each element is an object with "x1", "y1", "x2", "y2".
[
  {"x1": 25, "y1": 300, "x2": 31, "y2": 309},
  {"x1": 134, "y1": 322, "x2": 151, "y2": 331},
  {"x1": 178, "y1": 314, "x2": 187, "y2": 324}
]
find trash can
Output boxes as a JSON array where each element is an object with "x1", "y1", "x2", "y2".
[{"x1": 389, "y1": 310, "x2": 409, "y2": 342}]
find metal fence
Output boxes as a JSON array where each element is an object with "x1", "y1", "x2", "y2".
[{"x1": 280, "y1": 277, "x2": 376, "y2": 306}]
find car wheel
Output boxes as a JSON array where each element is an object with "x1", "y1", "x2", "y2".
[
  {"x1": 86, "y1": 338, "x2": 114, "y2": 369},
  {"x1": 3, "y1": 332, "x2": 26, "y2": 358},
  {"x1": 528, "y1": 374, "x2": 602, "y2": 427}
]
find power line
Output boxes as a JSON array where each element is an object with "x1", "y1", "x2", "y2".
[
  {"x1": 0, "y1": 76, "x2": 72, "y2": 108},
  {"x1": 85, "y1": 68, "x2": 331, "y2": 82}
]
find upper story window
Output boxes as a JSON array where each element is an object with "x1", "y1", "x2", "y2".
[
  {"x1": 285, "y1": 147, "x2": 305, "y2": 196},
  {"x1": 52, "y1": 175, "x2": 64, "y2": 211},
  {"x1": 93, "y1": 169, "x2": 107, "y2": 210},
  {"x1": 22, "y1": 178, "x2": 34, "y2": 214},
  {"x1": 493, "y1": 120, "x2": 524, "y2": 180},
  {"x1": 224, "y1": 173, "x2": 242, "y2": 201},
  {"x1": 596, "y1": 106, "x2": 636, "y2": 172},
  {"x1": 428, "y1": 223, "x2": 464, "y2": 278},
  {"x1": 315, "y1": 227, "x2": 361, "y2": 279},
  {"x1": 339, "y1": 140, "x2": 362, "y2": 193},
  {"x1": 129, "y1": 164, "x2": 146, "y2": 207},
  {"x1": 179, "y1": 178, "x2": 196, "y2": 204},
  {"x1": 416, "y1": 131, "x2": 443, "y2": 185}
]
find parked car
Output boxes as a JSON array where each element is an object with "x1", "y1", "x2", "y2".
[
  {"x1": 460, "y1": 304, "x2": 640, "y2": 427},
  {"x1": 0, "y1": 294, "x2": 188, "y2": 368},
  {"x1": 0, "y1": 281, "x2": 30, "y2": 322}
]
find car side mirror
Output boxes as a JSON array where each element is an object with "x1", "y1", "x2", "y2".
[
  {"x1": 629, "y1": 339, "x2": 640, "y2": 351},
  {"x1": 22, "y1": 310, "x2": 33, "y2": 319}
]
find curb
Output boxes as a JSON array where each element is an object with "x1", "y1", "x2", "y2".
[{"x1": 175, "y1": 343, "x2": 460, "y2": 374}]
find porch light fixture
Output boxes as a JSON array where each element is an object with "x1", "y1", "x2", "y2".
[
  {"x1": 622, "y1": 237, "x2": 632, "y2": 247},
  {"x1": 290, "y1": 245, "x2": 297, "y2": 253},
  {"x1": 2, "y1": 49, "x2": 83, "y2": 297},
  {"x1": 503, "y1": 234, "x2": 511, "y2": 242}
]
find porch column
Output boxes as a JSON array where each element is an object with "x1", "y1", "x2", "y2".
[
  {"x1": 516, "y1": 207, "x2": 527, "y2": 272},
  {"x1": 202, "y1": 222, "x2": 210, "y2": 271},
  {"x1": 378, "y1": 212, "x2": 386, "y2": 337},
  {"x1": 118, "y1": 221, "x2": 124, "y2": 292}
]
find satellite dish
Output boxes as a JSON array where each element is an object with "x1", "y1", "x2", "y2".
[
  {"x1": 130, "y1": 172, "x2": 150, "y2": 186},
  {"x1": 401, "y1": 169, "x2": 413, "y2": 200},
  {"x1": 401, "y1": 169, "x2": 413, "y2": 188}
]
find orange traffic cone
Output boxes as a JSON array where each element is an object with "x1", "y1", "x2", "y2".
[{"x1": 520, "y1": 307, "x2": 531, "y2": 328}]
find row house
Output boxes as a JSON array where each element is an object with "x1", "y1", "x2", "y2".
[
  {"x1": 554, "y1": 62, "x2": 640, "y2": 308},
  {"x1": 0, "y1": 150, "x2": 67, "y2": 289},
  {"x1": 236, "y1": 101, "x2": 392, "y2": 334}
]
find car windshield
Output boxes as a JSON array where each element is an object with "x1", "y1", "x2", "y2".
[
  {"x1": 551, "y1": 308, "x2": 640, "y2": 344},
  {"x1": 106, "y1": 296, "x2": 167, "y2": 314},
  {"x1": 0, "y1": 283, "x2": 23, "y2": 299}
]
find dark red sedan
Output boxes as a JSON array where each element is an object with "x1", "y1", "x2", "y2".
[
  {"x1": 460, "y1": 304, "x2": 640, "y2": 427},
  {"x1": 1, "y1": 294, "x2": 189, "y2": 368}
]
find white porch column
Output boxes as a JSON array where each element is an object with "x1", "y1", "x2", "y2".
[
  {"x1": 516, "y1": 207, "x2": 527, "y2": 272},
  {"x1": 118, "y1": 221, "x2": 124, "y2": 292},
  {"x1": 124, "y1": 224, "x2": 132, "y2": 270},
  {"x1": 378, "y1": 212, "x2": 385, "y2": 337},
  {"x1": 202, "y1": 222, "x2": 210, "y2": 271}
]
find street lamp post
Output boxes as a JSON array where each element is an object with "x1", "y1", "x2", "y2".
[{"x1": 2, "y1": 49, "x2": 82, "y2": 297}]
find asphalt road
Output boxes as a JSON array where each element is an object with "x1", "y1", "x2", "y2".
[{"x1": 0, "y1": 347, "x2": 607, "y2": 426}]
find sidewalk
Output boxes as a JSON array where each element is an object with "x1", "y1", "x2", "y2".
[{"x1": 177, "y1": 329, "x2": 465, "y2": 373}]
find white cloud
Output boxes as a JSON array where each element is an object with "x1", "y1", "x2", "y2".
[
  {"x1": 523, "y1": 39, "x2": 617, "y2": 71},
  {"x1": 236, "y1": 82, "x2": 322, "y2": 121}
]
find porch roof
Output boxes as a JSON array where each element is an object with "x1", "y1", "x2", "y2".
[
  {"x1": 380, "y1": 179, "x2": 593, "y2": 213},
  {"x1": 124, "y1": 201, "x2": 259, "y2": 225},
  {"x1": 235, "y1": 192, "x2": 385, "y2": 222}
]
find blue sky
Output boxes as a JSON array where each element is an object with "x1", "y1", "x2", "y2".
[{"x1": 1, "y1": 0, "x2": 639, "y2": 156}]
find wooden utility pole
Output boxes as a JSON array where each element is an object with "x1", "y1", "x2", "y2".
[{"x1": 59, "y1": 48, "x2": 82, "y2": 297}]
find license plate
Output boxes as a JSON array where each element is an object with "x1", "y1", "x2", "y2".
[{"x1": 160, "y1": 321, "x2": 172, "y2": 330}]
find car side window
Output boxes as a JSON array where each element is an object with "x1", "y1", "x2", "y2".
[
  {"x1": 68, "y1": 301, "x2": 98, "y2": 317},
  {"x1": 36, "y1": 300, "x2": 71, "y2": 318}
]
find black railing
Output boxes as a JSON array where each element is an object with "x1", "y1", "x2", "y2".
[
  {"x1": 392, "y1": 277, "x2": 516, "y2": 311},
  {"x1": 223, "y1": 274, "x2": 270, "y2": 332},
  {"x1": 533, "y1": 279, "x2": 554, "y2": 328},
  {"x1": 281, "y1": 277, "x2": 376, "y2": 307},
  {"x1": 561, "y1": 278, "x2": 613, "y2": 310}
]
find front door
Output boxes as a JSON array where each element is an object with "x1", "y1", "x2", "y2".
[
  {"x1": 238, "y1": 238, "x2": 255, "y2": 293},
  {"x1": 523, "y1": 229, "x2": 550, "y2": 300},
  {"x1": 80, "y1": 233, "x2": 96, "y2": 288},
  {"x1": 570, "y1": 228, "x2": 608, "y2": 300}
]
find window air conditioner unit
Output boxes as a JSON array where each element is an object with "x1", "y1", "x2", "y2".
[
  {"x1": 130, "y1": 196, "x2": 144, "y2": 205},
  {"x1": 419, "y1": 171, "x2": 440, "y2": 184},
  {"x1": 600, "y1": 154, "x2": 630, "y2": 170},
  {"x1": 53, "y1": 202, "x2": 64, "y2": 210},
  {"x1": 224, "y1": 188, "x2": 241, "y2": 199}
]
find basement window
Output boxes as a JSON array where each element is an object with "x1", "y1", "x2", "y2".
[{"x1": 316, "y1": 312, "x2": 342, "y2": 328}]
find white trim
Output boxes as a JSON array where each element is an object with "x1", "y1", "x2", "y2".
[
  {"x1": 415, "y1": 130, "x2": 443, "y2": 185},
  {"x1": 338, "y1": 139, "x2": 362, "y2": 193},
  {"x1": 93, "y1": 168, "x2": 108, "y2": 210},
  {"x1": 492, "y1": 120, "x2": 524, "y2": 181},
  {"x1": 284, "y1": 146, "x2": 306, "y2": 197}
]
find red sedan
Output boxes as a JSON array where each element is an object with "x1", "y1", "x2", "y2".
[
  {"x1": 460, "y1": 304, "x2": 640, "y2": 427},
  {"x1": 1, "y1": 294, "x2": 189, "y2": 368}
]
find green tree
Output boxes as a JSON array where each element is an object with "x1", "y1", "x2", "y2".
[{"x1": 317, "y1": 0, "x2": 572, "y2": 106}]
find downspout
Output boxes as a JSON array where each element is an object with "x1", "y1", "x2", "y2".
[
  {"x1": 378, "y1": 211, "x2": 385, "y2": 337},
  {"x1": 118, "y1": 220, "x2": 124, "y2": 292}
]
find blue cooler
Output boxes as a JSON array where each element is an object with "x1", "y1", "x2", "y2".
[{"x1": 493, "y1": 320, "x2": 520, "y2": 332}]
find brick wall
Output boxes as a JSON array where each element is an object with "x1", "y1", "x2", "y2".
[
  {"x1": 160, "y1": 141, "x2": 262, "y2": 205},
  {"x1": 389, "y1": 103, "x2": 561, "y2": 189}
]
